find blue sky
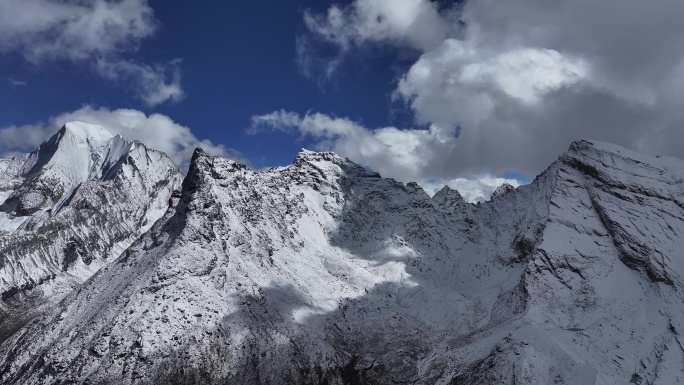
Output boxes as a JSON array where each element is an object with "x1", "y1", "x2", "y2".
[
  {"x1": 1, "y1": 0, "x2": 684, "y2": 201},
  {"x1": 2, "y1": 1, "x2": 403, "y2": 167}
]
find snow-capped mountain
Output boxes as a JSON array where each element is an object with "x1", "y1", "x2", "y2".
[
  {"x1": 0, "y1": 122, "x2": 182, "y2": 337},
  {"x1": 490, "y1": 182, "x2": 516, "y2": 199},
  {"x1": 0, "y1": 128, "x2": 682, "y2": 384}
]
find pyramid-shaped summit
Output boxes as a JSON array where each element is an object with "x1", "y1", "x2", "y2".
[{"x1": 0, "y1": 123, "x2": 182, "y2": 320}]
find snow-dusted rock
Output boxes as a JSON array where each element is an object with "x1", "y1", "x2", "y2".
[
  {"x1": 0, "y1": 138, "x2": 683, "y2": 384},
  {"x1": 0, "y1": 123, "x2": 182, "y2": 335},
  {"x1": 432, "y1": 185, "x2": 467, "y2": 212},
  {"x1": 491, "y1": 182, "x2": 516, "y2": 199}
]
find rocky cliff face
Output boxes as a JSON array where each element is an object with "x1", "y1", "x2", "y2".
[
  {"x1": 0, "y1": 131, "x2": 682, "y2": 385},
  {"x1": 0, "y1": 122, "x2": 182, "y2": 341}
]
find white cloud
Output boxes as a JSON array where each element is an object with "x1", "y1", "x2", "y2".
[
  {"x1": 303, "y1": 0, "x2": 453, "y2": 52},
  {"x1": 251, "y1": 110, "x2": 457, "y2": 182},
  {"x1": 96, "y1": 58, "x2": 184, "y2": 107},
  {"x1": 300, "y1": 0, "x2": 456, "y2": 78},
  {"x1": 392, "y1": 40, "x2": 589, "y2": 139},
  {"x1": 0, "y1": 106, "x2": 244, "y2": 169},
  {"x1": 458, "y1": 48, "x2": 587, "y2": 104},
  {"x1": 251, "y1": 110, "x2": 523, "y2": 201},
  {"x1": 300, "y1": 0, "x2": 684, "y2": 177},
  {"x1": 0, "y1": 0, "x2": 154, "y2": 62},
  {"x1": 0, "y1": 0, "x2": 182, "y2": 105},
  {"x1": 7, "y1": 77, "x2": 27, "y2": 87}
]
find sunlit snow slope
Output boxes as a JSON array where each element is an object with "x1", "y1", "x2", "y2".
[
  {"x1": 0, "y1": 123, "x2": 182, "y2": 339},
  {"x1": 0, "y1": 137, "x2": 683, "y2": 385}
]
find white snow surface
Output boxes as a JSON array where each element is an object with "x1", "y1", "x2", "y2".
[
  {"x1": 0, "y1": 122, "x2": 183, "y2": 325},
  {"x1": 0, "y1": 139, "x2": 683, "y2": 384}
]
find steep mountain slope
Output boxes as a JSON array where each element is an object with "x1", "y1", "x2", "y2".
[
  {"x1": 0, "y1": 139, "x2": 683, "y2": 384},
  {"x1": 0, "y1": 123, "x2": 182, "y2": 339}
]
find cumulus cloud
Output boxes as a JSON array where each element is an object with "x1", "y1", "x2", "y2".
[
  {"x1": 251, "y1": 109, "x2": 519, "y2": 200},
  {"x1": 298, "y1": 0, "x2": 457, "y2": 79},
  {"x1": 456, "y1": 48, "x2": 587, "y2": 104},
  {"x1": 299, "y1": 0, "x2": 684, "y2": 178},
  {"x1": 0, "y1": 106, "x2": 245, "y2": 169},
  {"x1": 0, "y1": 0, "x2": 154, "y2": 62},
  {"x1": 302, "y1": 0, "x2": 454, "y2": 52},
  {"x1": 251, "y1": 110, "x2": 457, "y2": 182},
  {"x1": 0, "y1": 0, "x2": 181, "y2": 106}
]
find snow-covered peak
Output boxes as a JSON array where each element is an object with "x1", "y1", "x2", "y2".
[
  {"x1": 432, "y1": 185, "x2": 466, "y2": 211},
  {"x1": 23, "y1": 122, "x2": 134, "y2": 187},
  {"x1": 293, "y1": 148, "x2": 348, "y2": 166},
  {"x1": 566, "y1": 139, "x2": 684, "y2": 172},
  {"x1": 568, "y1": 139, "x2": 655, "y2": 162},
  {"x1": 58, "y1": 121, "x2": 114, "y2": 146},
  {"x1": 0, "y1": 124, "x2": 182, "y2": 309},
  {"x1": 405, "y1": 181, "x2": 430, "y2": 199},
  {"x1": 490, "y1": 182, "x2": 515, "y2": 199}
]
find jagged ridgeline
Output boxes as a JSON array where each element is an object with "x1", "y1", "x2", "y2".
[
  {"x1": 0, "y1": 125, "x2": 683, "y2": 385},
  {"x1": 0, "y1": 123, "x2": 183, "y2": 340}
]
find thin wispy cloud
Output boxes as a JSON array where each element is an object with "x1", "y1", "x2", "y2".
[
  {"x1": 96, "y1": 58, "x2": 184, "y2": 107},
  {"x1": 7, "y1": 77, "x2": 27, "y2": 87},
  {"x1": 0, "y1": 0, "x2": 182, "y2": 106}
]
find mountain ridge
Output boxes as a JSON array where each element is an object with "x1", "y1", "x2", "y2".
[
  {"x1": 0, "y1": 122, "x2": 183, "y2": 343},
  {"x1": 0, "y1": 126, "x2": 682, "y2": 384}
]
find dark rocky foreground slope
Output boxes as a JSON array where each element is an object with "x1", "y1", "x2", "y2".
[{"x1": 0, "y1": 128, "x2": 682, "y2": 384}]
